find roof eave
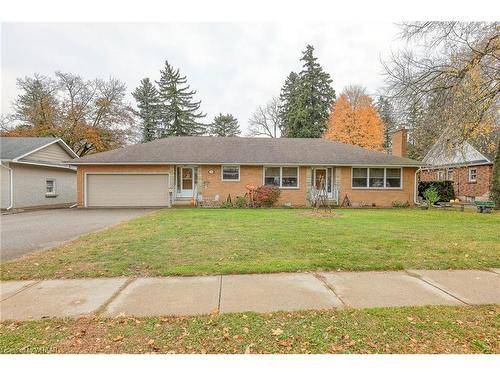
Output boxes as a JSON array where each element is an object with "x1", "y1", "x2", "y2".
[
  {"x1": 12, "y1": 160, "x2": 77, "y2": 170},
  {"x1": 68, "y1": 161, "x2": 424, "y2": 167},
  {"x1": 421, "y1": 160, "x2": 493, "y2": 169},
  {"x1": 12, "y1": 138, "x2": 79, "y2": 161}
]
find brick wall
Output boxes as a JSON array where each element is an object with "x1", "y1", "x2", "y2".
[
  {"x1": 199, "y1": 165, "x2": 309, "y2": 207},
  {"x1": 421, "y1": 164, "x2": 493, "y2": 200},
  {"x1": 77, "y1": 164, "x2": 418, "y2": 208},
  {"x1": 391, "y1": 128, "x2": 408, "y2": 158},
  {"x1": 338, "y1": 166, "x2": 418, "y2": 207}
]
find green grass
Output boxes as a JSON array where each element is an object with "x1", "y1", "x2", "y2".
[
  {"x1": 1, "y1": 208, "x2": 499, "y2": 280},
  {"x1": 1, "y1": 305, "x2": 498, "y2": 354}
]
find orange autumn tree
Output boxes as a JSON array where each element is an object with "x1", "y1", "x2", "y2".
[{"x1": 324, "y1": 85, "x2": 384, "y2": 150}]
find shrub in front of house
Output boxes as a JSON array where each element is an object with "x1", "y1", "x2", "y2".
[
  {"x1": 220, "y1": 201, "x2": 233, "y2": 208},
  {"x1": 234, "y1": 196, "x2": 247, "y2": 208},
  {"x1": 392, "y1": 200, "x2": 410, "y2": 208},
  {"x1": 423, "y1": 187, "x2": 440, "y2": 208},
  {"x1": 418, "y1": 181, "x2": 454, "y2": 202},
  {"x1": 253, "y1": 186, "x2": 281, "y2": 207}
]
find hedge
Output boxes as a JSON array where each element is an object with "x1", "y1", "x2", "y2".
[{"x1": 418, "y1": 181, "x2": 455, "y2": 202}]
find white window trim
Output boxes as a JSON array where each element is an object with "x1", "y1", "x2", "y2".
[
  {"x1": 468, "y1": 168, "x2": 477, "y2": 182},
  {"x1": 46, "y1": 178, "x2": 57, "y2": 196},
  {"x1": 221, "y1": 165, "x2": 240, "y2": 182},
  {"x1": 447, "y1": 168, "x2": 454, "y2": 181},
  {"x1": 262, "y1": 166, "x2": 300, "y2": 189},
  {"x1": 351, "y1": 167, "x2": 403, "y2": 190}
]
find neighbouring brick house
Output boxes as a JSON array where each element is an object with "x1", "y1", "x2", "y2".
[
  {"x1": 68, "y1": 130, "x2": 423, "y2": 208},
  {"x1": 421, "y1": 131, "x2": 499, "y2": 202}
]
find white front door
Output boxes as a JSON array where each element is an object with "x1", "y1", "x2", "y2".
[
  {"x1": 180, "y1": 167, "x2": 194, "y2": 197},
  {"x1": 314, "y1": 168, "x2": 327, "y2": 191},
  {"x1": 313, "y1": 167, "x2": 337, "y2": 200}
]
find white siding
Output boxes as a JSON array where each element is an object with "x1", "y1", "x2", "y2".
[
  {"x1": 10, "y1": 163, "x2": 76, "y2": 208},
  {"x1": 22, "y1": 142, "x2": 73, "y2": 163}
]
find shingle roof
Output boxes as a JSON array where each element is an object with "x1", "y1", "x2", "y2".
[
  {"x1": 423, "y1": 130, "x2": 499, "y2": 167},
  {"x1": 0, "y1": 137, "x2": 58, "y2": 160},
  {"x1": 70, "y1": 137, "x2": 423, "y2": 166}
]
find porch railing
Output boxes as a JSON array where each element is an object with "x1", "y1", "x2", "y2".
[{"x1": 309, "y1": 185, "x2": 340, "y2": 204}]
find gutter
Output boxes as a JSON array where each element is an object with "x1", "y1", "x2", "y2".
[
  {"x1": 67, "y1": 161, "x2": 425, "y2": 168},
  {"x1": 414, "y1": 167, "x2": 421, "y2": 205},
  {"x1": 420, "y1": 161, "x2": 492, "y2": 170},
  {"x1": 11, "y1": 160, "x2": 76, "y2": 170}
]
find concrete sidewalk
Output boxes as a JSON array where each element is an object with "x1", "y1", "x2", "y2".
[{"x1": 1, "y1": 269, "x2": 499, "y2": 321}]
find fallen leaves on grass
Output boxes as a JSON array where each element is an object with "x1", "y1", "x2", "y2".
[
  {"x1": 272, "y1": 328, "x2": 283, "y2": 336},
  {"x1": 1, "y1": 305, "x2": 498, "y2": 354}
]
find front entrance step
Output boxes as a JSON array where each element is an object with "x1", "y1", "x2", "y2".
[{"x1": 172, "y1": 199, "x2": 196, "y2": 207}]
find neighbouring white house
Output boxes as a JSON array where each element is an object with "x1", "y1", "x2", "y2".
[{"x1": 0, "y1": 137, "x2": 78, "y2": 210}]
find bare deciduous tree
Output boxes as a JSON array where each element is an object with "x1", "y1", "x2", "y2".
[
  {"x1": 382, "y1": 22, "x2": 500, "y2": 156},
  {"x1": 342, "y1": 84, "x2": 370, "y2": 109},
  {"x1": 247, "y1": 97, "x2": 282, "y2": 138}
]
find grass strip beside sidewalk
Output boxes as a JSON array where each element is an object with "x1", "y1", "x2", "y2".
[{"x1": 1, "y1": 305, "x2": 498, "y2": 354}]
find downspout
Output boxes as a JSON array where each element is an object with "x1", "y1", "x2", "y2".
[
  {"x1": 2, "y1": 163, "x2": 14, "y2": 210},
  {"x1": 414, "y1": 167, "x2": 421, "y2": 205}
]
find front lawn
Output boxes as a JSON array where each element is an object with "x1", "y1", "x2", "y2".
[
  {"x1": 1, "y1": 305, "x2": 498, "y2": 354},
  {"x1": 1, "y1": 208, "x2": 499, "y2": 280}
]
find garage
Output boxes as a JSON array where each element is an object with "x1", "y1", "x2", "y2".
[{"x1": 86, "y1": 174, "x2": 170, "y2": 207}]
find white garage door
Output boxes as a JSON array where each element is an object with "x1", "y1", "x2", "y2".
[{"x1": 86, "y1": 174, "x2": 170, "y2": 207}]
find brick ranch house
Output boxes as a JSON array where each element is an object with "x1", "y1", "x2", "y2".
[
  {"x1": 421, "y1": 131, "x2": 499, "y2": 202},
  {"x1": 68, "y1": 130, "x2": 423, "y2": 208}
]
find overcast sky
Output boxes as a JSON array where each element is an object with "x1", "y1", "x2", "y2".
[{"x1": 1, "y1": 22, "x2": 404, "y2": 133}]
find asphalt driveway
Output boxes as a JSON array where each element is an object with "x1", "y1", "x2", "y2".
[{"x1": 0, "y1": 208, "x2": 156, "y2": 262}]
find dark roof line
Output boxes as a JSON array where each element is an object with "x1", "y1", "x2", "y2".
[{"x1": 70, "y1": 136, "x2": 423, "y2": 167}]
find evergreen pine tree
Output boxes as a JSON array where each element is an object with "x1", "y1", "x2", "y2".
[
  {"x1": 278, "y1": 72, "x2": 299, "y2": 137},
  {"x1": 279, "y1": 45, "x2": 336, "y2": 138},
  {"x1": 490, "y1": 141, "x2": 500, "y2": 207},
  {"x1": 209, "y1": 113, "x2": 240, "y2": 136},
  {"x1": 405, "y1": 98, "x2": 426, "y2": 159},
  {"x1": 132, "y1": 78, "x2": 161, "y2": 142},
  {"x1": 376, "y1": 96, "x2": 397, "y2": 151},
  {"x1": 157, "y1": 61, "x2": 206, "y2": 137}
]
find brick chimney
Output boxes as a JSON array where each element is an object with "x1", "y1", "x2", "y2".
[{"x1": 392, "y1": 128, "x2": 408, "y2": 158}]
